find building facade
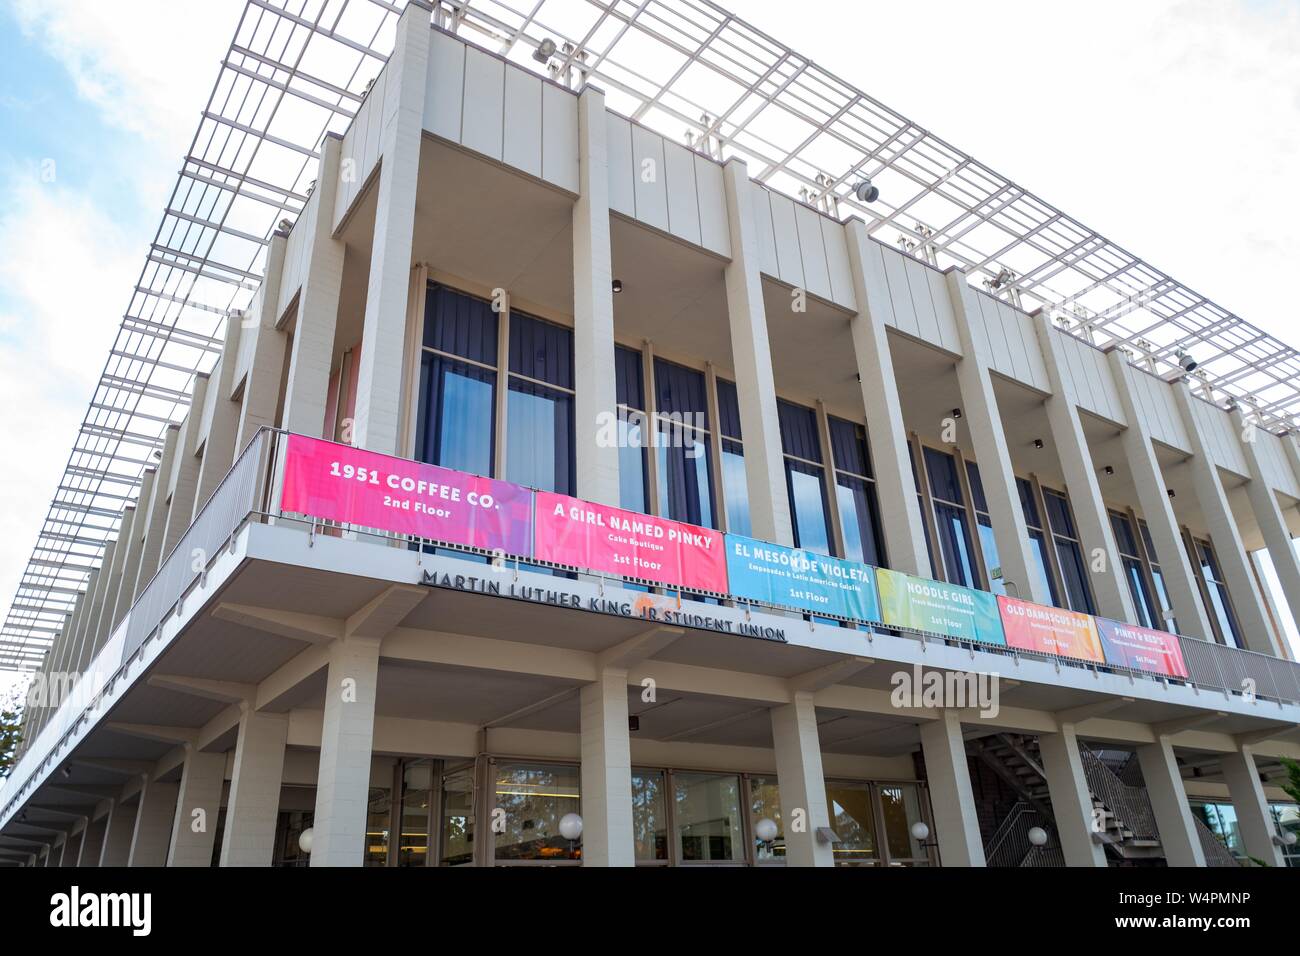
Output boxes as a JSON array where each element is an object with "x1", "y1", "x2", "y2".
[{"x1": 3, "y1": 1, "x2": 1300, "y2": 869}]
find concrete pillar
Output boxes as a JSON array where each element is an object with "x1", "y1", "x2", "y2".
[
  {"x1": 1136, "y1": 735, "x2": 1205, "y2": 866},
  {"x1": 351, "y1": 2, "x2": 431, "y2": 455},
  {"x1": 109, "y1": 470, "x2": 154, "y2": 629},
  {"x1": 80, "y1": 813, "x2": 108, "y2": 868},
  {"x1": 98, "y1": 799, "x2": 137, "y2": 867},
  {"x1": 192, "y1": 321, "x2": 245, "y2": 521},
  {"x1": 159, "y1": 375, "x2": 207, "y2": 563},
  {"x1": 1035, "y1": 315, "x2": 1135, "y2": 622},
  {"x1": 721, "y1": 159, "x2": 793, "y2": 545},
  {"x1": 167, "y1": 748, "x2": 227, "y2": 867},
  {"x1": 1107, "y1": 354, "x2": 1214, "y2": 639},
  {"x1": 1220, "y1": 745, "x2": 1285, "y2": 866},
  {"x1": 61, "y1": 827, "x2": 83, "y2": 867},
  {"x1": 53, "y1": 837, "x2": 66, "y2": 867},
  {"x1": 311, "y1": 637, "x2": 381, "y2": 866},
  {"x1": 131, "y1": 426, "x2": 180, "y2": 600},
  {"x1": 1172, "y1": 383, "x2": 1279, "y2": 655},
  {"x1": 128, "y1": 775, "x2": 179, "y2": 867},
  {"x1": 919, "y1": 709, "x2": 985, "y2": 866},
  {"x1": 579, "y1": 668, "x2": 634, "y2": 866},
  {"x1": 946, "y1": 273, "x2": 1049, "y2": 604},
  {"x1": 235, "y1": 232, "x2": 290, "y2": 450},
  {"x1": 843, "y1": 221, "x2": 932, "y2": 576},
  {"x1": 1235, "y1": 409, "x2": 1300, "y2": 642},
  {"x1": 282, "y1": 136, "x2": 346, "y2": 439},
  {"x1": 91, "y1": 506, "x2": 136, "y2": 655},
  {"x1": 770, "y1": 691, "x2": 835, "y2": 867},
  {"x1": 572, "y1": 88, "x2": 620, "y2": 507},
  {"x1": 219, "y1": 707, "x2": 288, "y2": 867},
  {"x1": 1038, "y1": 724, "x2": 1107, "y2": 866}
]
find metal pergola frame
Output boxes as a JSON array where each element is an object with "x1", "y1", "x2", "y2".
[{"x1": 4, "y1": 0, "x2": 1296, "y2": 671}]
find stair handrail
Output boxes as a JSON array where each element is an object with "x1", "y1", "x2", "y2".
[{"x1": 1079, "y1": 747, "x2": 1160, "y2": 841}]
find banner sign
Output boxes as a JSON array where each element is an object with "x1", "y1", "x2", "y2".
[
  {"x1": 280, "y1": 434, "x2": 534, "y2": 555},
  {"x1": 997, "y1": 596, "x2": 1104, "y2": 663},
  {"x1": 724, "y1": 535, "x2": 878, "y2": 621},
  {"x1": 1095, "y1": 618, "x2": 1190, "y2": 678},
  {"x1": 876, "y1": 569, "x2": 1005, "y2": 645},
  {"x1": 532, "y1": 492, "x2": 728, "y2": 593}
]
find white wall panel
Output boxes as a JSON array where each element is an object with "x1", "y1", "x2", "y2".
[
  {"x1": 793, "y1": 204, "x2": 831, "y2": 300},
  {"x1": 767, "y1": 193, "x2": 804, "y2": 288},
  {"x1": 502, "y1": 67, "x2": 542, "y2": 178},
  {"x1": 424, "y1": 29, "x2": 465, "y2": 143},
  {"x1": 630, "y1": 124, "x2": 669, "y2": 232},
  {"x1": 750, "y1": 183, "x2": 780, "y2": 278},
  {"x1": 820, "y1": 218, "x2": 855, "y2": 311},
  {"x1": 695, "y1": 154, "x2": 730, "y2": 257},
  {"x1": 1193, "y1": 398, "x2": 1248, "y2": 476},
  {"x1": 540, "y1": 82, "x2": 578, "y2": 193},
  {"x1": 903, "y1": 256, "x2": 940, "y2": 345},
  {"x1": 605, "y1": 112, "x2": 635, "y2": 216},
  {"x1": 460, "y1": 47, "x2": 504, "y2": 161},
  {"x1": 662, "y1": 139, "x2": 701, "y2": 246}
]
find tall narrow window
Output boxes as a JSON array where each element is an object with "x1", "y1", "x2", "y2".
[
  {"x1": 615, "y1": 346, "x2": 649, "y2": 513},
  {"x1": 778, "y1": 400, "x2": 833, "y2": 555},
  {"x1": 964, "y1": 461, "x2": 1004, "y2": 594},
  {"x1": 1016, "y1": 477, "x2": 1061, "y2": 607},
  {"x1": 715, "y1": 379, "x2": 750, "y2": 536},
  {"x1": 415, "y1": 285, "x2": 497, "y2": 475},
  {"x1": 653, "y1": 359, "x2": 714, "y2": 528},
  {"x1": 506, "y1": 311, "x2": 575, "y2": 495},
  {"x1": 1042, "y1": 487, "x2": 1096, "y2": 614},
  {"x1": 1109, "y1": 510, "x2": 1159, "y2": 629},
  {"x1": 1139, "y1": 519, "x2": 1175, "y2": 631},
  {"x1": 829, "y1": 417, "x2": 886, "y2": 567},
  {"x1": 923, "y1": 446, "x2": 978, "y2": 587},
  {"x1": 908, "y1": 440, "x2": 938, "y2": 578},
  {"x1": 1191, "y1": 536, "x2": 1243, "y2": 648}
]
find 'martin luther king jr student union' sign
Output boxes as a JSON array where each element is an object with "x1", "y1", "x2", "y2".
[{"x1": 724, "y1": 534, "x2": 879, "y2": 621}]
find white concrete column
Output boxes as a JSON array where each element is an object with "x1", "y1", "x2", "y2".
[
  {"x1": 721, "y1": 159, "x2": 793, "y2": 545},
  {"x1": 351, "y1": 2, "x2": 431, "y2": 455},
  {"x1": 1220, "y1": 745, "x2": 1285, "y2": 866},
  {"x1": 310, "y1": 637, "x2": 382, "y2": 866},
  {"x1": 919, "y1": 709, "x2": 985, "y2": 866},
  {"x1": 80, "y1": 813, "x2": 108, "y2": 868},
  {"x1": 1136, "y1": 735, "x2": 1205, "y2": 866},
  {"x1": 1034, "y1": 315, "x2": 1135, "y2": 622},
  {"x1": 192, "y1": 321, "x2": 245, "y2": 521},
  {"x1": 128, "y1": 775, "x2": 179, "y2": 867},
  {"x1": 235, "y1": 231, "x2": 289, "y2": 449},
  {"x1": 61, "y1": 826, "x2": 83, "y2": 867},
  {"x1": 1037, "y1": 724, "x2": 1107, "y2": 866},
  {"x1": 946, "y1": 272, "x2": 1049, "y2": 604},
  {"x1": 579, "y1": 668, "x2": 635, "y2": 866},
  {"x1": 282, "y1": 135, "x2": 346, "y2": 438},
  {"x1": 1234, "y1": 408, "x2": 1300, "y2": 641},
  {"x1": 770, "y1": 691, "x2": 835, "y2": 867},
  {"x1": 1107, "y1": 353, "x2": 1214, "y2": 639},
  {"x1": 158, "y1": 374, "x2": 207, "y2": 563},
  {"x1": 167, "y1": 748, "x2": 227, "y2": 867},
  {"x1": 219, "y1": 707, "x2": 288, "y2": 867},
  {"x1": 131, "y1": 426, "x2": 179, "y2": 600},
  {"x1": 572, "y1": 87, "x2": 621, "y2": 507},
  {"x1": 109, "y1": 469, "x2": 154, "y2": 627},
  {"x1": 98, "y1": 799, "x2": 137, "y2": 866},
  {"x1": 1172, "y1": 383, "x2": 1279, "y2": 655},
  {"x1": 843, "y1": 221, "x2": 931, "y2": 575},
  {"x1": 88, "y1": 507, "x2": 134, "y2": 653}
]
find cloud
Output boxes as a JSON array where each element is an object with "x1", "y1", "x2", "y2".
[{"x1": 0, "y1": 171, "x2": 138, "y2": 648}]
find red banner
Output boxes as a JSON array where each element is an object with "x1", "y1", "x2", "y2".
[
  {"x1": 1095, "y1": 618, "x2": 1190, "y2": 678},
  {"x1": 280, "y1": 434, "x2": 534, "y2": 554},
  {"x1": 997, "y1": 595, "x2": 1104, "y2": 663},
  {"x1": 533, "y1": 492, "x2": 727, "y2": 592}
]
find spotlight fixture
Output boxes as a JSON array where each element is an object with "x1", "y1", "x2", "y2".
[
  {"x1": 1033, "y1": 438, "x2": 1044, "y2": 449},
  {"x1": 611, "y1": 278, "x2": 623, "y2": 294},
  {"x1": 853, "y1": 178, "x2": 880, "y2": 203},
  {"x1": 951, "y1": 407, "x2": 962, "y2": 420},
  {"x1": 628, "y1": 715, "x2": 640, "y2": 732},
  {"x1": 1103, "y1": 465, "x2": 1114, "y2": 476},
  {"x1": 1167, "y1": 488, "x2": 1176, "y2": 498},
  {"x1": 1176, "y1": 349, "x2": 1198, "y2": 373},
  {"x1": 61, "y1": 766, "x2": 71, "y2": 778},
  {"x1": 532, "y1": 37, "x2": 558, "y2": 63}
]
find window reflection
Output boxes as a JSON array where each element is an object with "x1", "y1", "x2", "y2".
[
  {"x1": 439, "y1": 765, "x2": 475, "y2": 866},
  {"x1": 492, "y1": 762, "x2": 581, "y2": 863},
  {"x1": 748, "y1": 775, "x2": 784, "y2": 862},
  {"x1": 825, "y1": 781, "x2": 877, "y2": 866},
  {"x1": 673, "y1": 771, "x2": 744, "y2": 862}
]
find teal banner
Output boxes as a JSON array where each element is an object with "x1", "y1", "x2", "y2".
[{"x1": 724, "y1": 534, "x2": 879, "y2": 621}]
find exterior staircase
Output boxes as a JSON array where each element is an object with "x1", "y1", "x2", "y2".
[{"x1": 971, "y1": 733, "x2": 1228, "y2": 866}]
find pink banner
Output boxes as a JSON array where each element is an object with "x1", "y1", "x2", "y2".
[
  {"x1": 1095, "y1": 618, "x2": 1189, "y2": 678},
  {"x1": 533, "y1": 492, "x2": 727, "y2": 592},
  {"x1": 280, "y1": 434, "x2": 533, "y2": 555},
  {"x1": 997, "y1": 595, "x2": 1104, "y2": 663}
]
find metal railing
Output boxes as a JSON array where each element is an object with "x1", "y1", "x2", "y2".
[
  {"x1": 985, "y1": 802, "x2": 1057, "y2": 867},
  {"x1": 1194, "y1": 816, "x2": 1242, "y2": 868},
  {"x1": 1079, "y1": 748, "x2": 1160, "y2": 841}
]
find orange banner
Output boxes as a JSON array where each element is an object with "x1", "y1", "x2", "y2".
[{"x1": 997, "y1": 595, "x2": 1104, "y2": 663}]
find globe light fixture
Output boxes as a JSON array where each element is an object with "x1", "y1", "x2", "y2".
[
  {"x1": 298, "y1": 827, "x2": 313, "y2": 854},
  {"x1": 910, "y1": 821, "x2": 930, "y2": 842},
  {"x1": 1027, "y1": 826, "x2": 1048, "y2": 847},
  {"x1": 559, "y1": 812, "x2": 584, "y2": 842},
  {"x1": 755, "y1": 817, "x2": 779, "y2": 843}
]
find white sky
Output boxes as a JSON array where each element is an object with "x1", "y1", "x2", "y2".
[{"x1": 1, "y1": 0, "x2": 1298, "y2": 699}]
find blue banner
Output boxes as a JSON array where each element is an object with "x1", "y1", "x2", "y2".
[{"x1": 724, "y1": 534, "x2": 879, "y2": 621}]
